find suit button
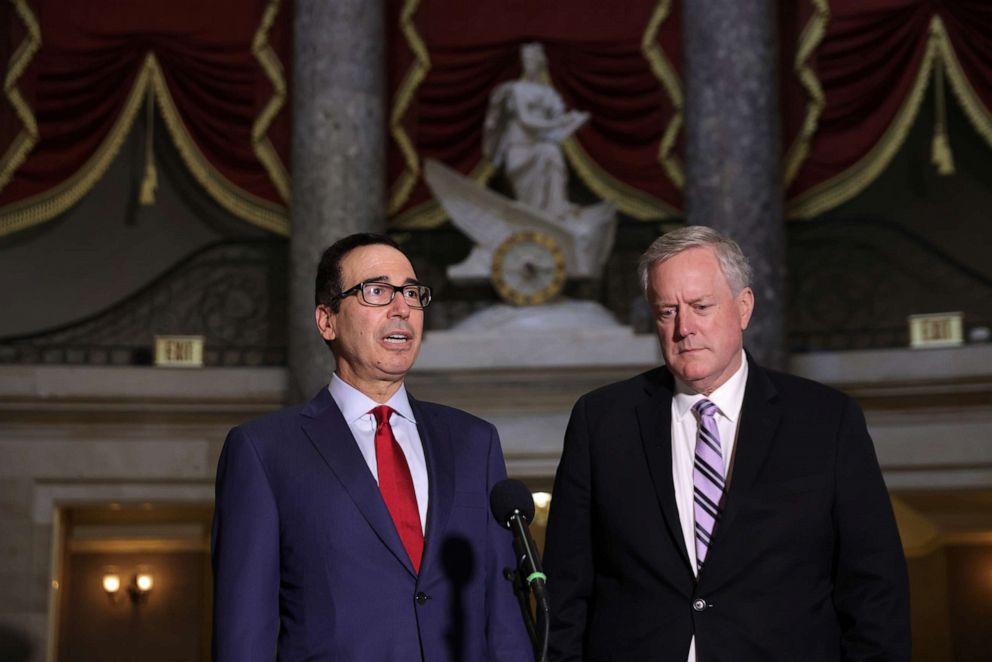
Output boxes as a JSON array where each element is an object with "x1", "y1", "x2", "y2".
[
  {"x1": 692, "y1": 598, "x2": 707, "y2": 612},
  {"x1": 415, "y1": 592, "x2": 429, "y2": 605}
]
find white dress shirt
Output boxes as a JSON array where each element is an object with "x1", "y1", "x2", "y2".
[
  {"x1": 329, "y1": 374, "x2": 429, "y2": 533},
  {"x1": 671, "y1": 350, "x2": 748, "y2": 662}
]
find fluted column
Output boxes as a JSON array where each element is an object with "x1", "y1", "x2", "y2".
[
  {"x1": 289, "y1": 0, "x2": 387, "y2": 401},
  {"x1": 682, "y1": 1, "x2": 786, "y2": 369}
]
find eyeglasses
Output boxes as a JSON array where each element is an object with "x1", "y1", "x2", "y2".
[{"x1": 332, "y1": 280, "x2": 432, "y2": 309}]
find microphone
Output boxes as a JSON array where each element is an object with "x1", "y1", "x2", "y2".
[{"x1": 490, "y1": 478, "x2": 549, "y2": 662}]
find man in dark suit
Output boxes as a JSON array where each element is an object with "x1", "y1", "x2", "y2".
[
  {"x1": 212, "y1": 233, "x2": 531, "y2": 661},
  {"x1": 544, "y1": 226, "x2": 910, "y2": 661}
]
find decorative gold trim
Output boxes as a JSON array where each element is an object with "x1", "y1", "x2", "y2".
[
  {"x1": 147, "y1": 54, "x2": 289, "y2": 235},
  {"x1": 787, "y1": 19, "x2": 938, "y2": 219},
  {"x1": 139, "y1": 84, "x2": 158, "y2": 205},
  {"x1": 251, "y1": 0, "x2": 291, "y2": 204},
  {"x1": 491, "y1": 230, "x2": 567, "y2": 306},
  {"x1": 783, "y1": 0, "x2": 829, "y2": 187},
  {"x1": 561, "y1": 138, "x2": 679, "y2": 220},
  {"x1": 0, "y1": 56, "x2": 152, "y2": 238},
  {"x1": 931, "y1": 16, "x2": 992, "y2": 155},
  {"x1": 387, "y1": 0, "x2": 430, "y2": 215},
  {"x1": 0, "y1": 0, "x2": 41, "y2": 194},
  {"x1": 930, "y1": 50, "x2": 954, "y2": 175},
  {"x1": 641, "y1": 0, "x2": 684, "y2": 190}
]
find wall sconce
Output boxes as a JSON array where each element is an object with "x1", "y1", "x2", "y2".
[
  {"x1": 129, "y1": 572, "x2": 154, "y2": 604},
  {"x1": 102, "y1": 569, "x2": 121, "y2": 602},
  {"x1": 101, "y1": 567, "x2": 154, "y2": 605}
]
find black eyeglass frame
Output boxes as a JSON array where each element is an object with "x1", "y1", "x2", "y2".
[{"x1": 331, "y1": 280, "x2": 432, "y2": 309}]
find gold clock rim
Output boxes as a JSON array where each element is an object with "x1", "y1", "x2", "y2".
[{"x1": 490, "y1": 230, "x2": 567, "y2": 306}]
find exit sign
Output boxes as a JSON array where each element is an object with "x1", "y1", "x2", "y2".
[
  {"x1": 154, "y1": 335, "x2": 205, "y2": 367},
  {"x1": 908, "y1": 313, "x2": 963, "y2": 348}
]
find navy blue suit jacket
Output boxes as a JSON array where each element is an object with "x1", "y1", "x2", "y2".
[
  {"x1": 544, "y1": 358, "x2": 910, "y2": 662},
  {"x1": 211, "y1": 386, "x2": 531, "y2": 661}
]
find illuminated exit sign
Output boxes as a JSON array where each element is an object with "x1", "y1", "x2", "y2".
[
  {"x1": 908, "y1": 312, "x2": 963, "y2": 349},
  {"x1": 154, "y1": 335, "x2": 205, "y2": 367}
]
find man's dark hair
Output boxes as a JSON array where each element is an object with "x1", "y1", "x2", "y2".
[{"x1": 315, "y1": 233, "x2": 402, "y2": 312}]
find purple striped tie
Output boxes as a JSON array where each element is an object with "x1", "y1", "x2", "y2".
[{"x1": 692, "y1": 399, "x2": 725, "y2": 572}]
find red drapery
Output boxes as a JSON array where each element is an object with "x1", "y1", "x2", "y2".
[
  {"x1": 0, "y1": 0, "x2": 291, "y2": 237},
  {"x1": 785, "y1": 0, "x2": 992, "y2": 216},
  {"x1": 388, "y1": 0, "x2": 992, "y2": 227}
]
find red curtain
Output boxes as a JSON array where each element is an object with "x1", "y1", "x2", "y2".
[
  {"x1": 786, "y1": 0, "x2": 992, "y2": 217},
  {"x1": 0, "y1": 0, "x2": 291, "y2": 237}
]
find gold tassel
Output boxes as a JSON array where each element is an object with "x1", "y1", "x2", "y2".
[
  {"x1": 931, "y1": 53, "x2": 955, "y2": 176},
  {"x1": 139, "y1": 85, "x2": 158, "y2": 205}
]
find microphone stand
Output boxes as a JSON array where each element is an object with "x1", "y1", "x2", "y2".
[{"x1": 508, "y1": 509, "x2": 549, "y2": 662}]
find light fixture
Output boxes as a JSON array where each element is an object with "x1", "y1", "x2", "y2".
[
  {"x1": 101, "y1": 567, "x2": 154, "y2": 605},
  {"x1": 128, "y1": 571, "x2": 154, "y2": 604},
  {"x1": 102, "y1": 570, "x2": 121, "y2": 602}
]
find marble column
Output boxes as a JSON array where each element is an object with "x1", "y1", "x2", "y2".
[
  {"x1": 289, "y1": 0, "x2": 387, "y2": 401},
  {"x1": 682, "y1": 1, "x2": 786, "y2": 369}
]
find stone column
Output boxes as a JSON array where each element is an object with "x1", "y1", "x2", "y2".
[
  {"x1": 289, "y1": 0, "x2": 387, "y2": 401},
  {"x1": 682, "y1": 2, "x2": 786, "y2": 369}
]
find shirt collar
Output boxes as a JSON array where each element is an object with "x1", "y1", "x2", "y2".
[
  {"x1": 328, "y1": 373, "x2": 416, "y2": 424},
  {"x1": 672, "y1": 349, "x2": 749, "y2": 423}
]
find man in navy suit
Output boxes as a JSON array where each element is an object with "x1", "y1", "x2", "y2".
[
  {"x1": 544, "y1": 226, "x2": 910, "y2": 661},
  {"x1": 212, "y1": 233, "x2": 531, "y2": 661}
]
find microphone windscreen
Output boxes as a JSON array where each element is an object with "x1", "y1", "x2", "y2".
[{"x1": 489, "y1": 478, "x2": 536, "y2": 527}]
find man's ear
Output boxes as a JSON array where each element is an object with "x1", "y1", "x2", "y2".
[
  {"x1": 737, "y1": 287, "x2": 754, "y2": 331},
  {"x1": 315, "y1": 305, "x2": 337, "y2": 342}
]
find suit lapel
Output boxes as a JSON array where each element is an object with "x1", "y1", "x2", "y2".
[
  {"x1": 716, "y1": 361, "x2": 782, "y2": 538},
  {"x1": 636, "y1": 370, "x2": 692, "y2": 570},
  {"x1": 410, "y1": 396, "x2": 455, "y2": 578},
  {"x1": 300, "y1": 388, "x2": 417, "y2": 577}
]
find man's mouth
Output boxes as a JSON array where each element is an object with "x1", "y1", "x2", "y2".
[{"x1": 383, "y1": 330, "x2": 413, "y2": 345}]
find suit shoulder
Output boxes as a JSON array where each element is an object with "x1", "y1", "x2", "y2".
[
  {"x1": 413, "y1": 399, "x2": 496, "y2": 432},
  {"x1": 576, "y1": 365, "x2": 670, "y2": 408},
  {"x1": 228, "y1": 404, "x2": 307, "y2": 446},
  {"x1": 763, "y1": 367, "x2": 851, "y2": 402}
]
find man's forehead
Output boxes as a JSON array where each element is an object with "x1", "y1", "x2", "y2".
[{"x1": 342, "y1": 244, "x2": 417, "y2": 281}]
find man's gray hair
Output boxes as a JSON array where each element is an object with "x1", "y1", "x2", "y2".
[{"x1": 637, "y1": 225, "x2": 752, "y2": 294}]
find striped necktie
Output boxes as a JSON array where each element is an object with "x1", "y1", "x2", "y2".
[{"x1": 692, "y1": 399, "x2": 725, "y2": 572}]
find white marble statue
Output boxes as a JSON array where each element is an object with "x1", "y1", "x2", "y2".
[
  {"x1": 423, "y1": 42, "x2": 616, "y2": 287},
  {"x1": 483, "y1": 43, "x2": 588, "y2": 219}
]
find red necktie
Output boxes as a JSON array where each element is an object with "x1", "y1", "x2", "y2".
[{"x1": 370, "y1": 405, "x2": 423, "y2": 572}]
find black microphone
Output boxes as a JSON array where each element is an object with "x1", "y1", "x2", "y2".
[{"x1": 490, "y1": 478, "x2": 549, "y2": 662}]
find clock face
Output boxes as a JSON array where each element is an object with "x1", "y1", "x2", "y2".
[{"x1": 491, "y1": 231, "x2": 567, "y2": 306}]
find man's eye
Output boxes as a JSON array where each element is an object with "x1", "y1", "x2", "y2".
[
  {"x1": 658, "y1": 309, "x2": 675, "y2": 319},
  {"x1": 403, "y1": 288, "x2": 420, "y2": 300},
  {"x1": 367, "y1": 285, "x2": 384, "y2": 296}
]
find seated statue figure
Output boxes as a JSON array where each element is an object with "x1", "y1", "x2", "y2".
[{"x1": 483, "y1": 43, "x2": 588, "y2": 219}]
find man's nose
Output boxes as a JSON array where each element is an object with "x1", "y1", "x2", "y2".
[
  {"x1": 387, "y1": 292, "x2": 412, "y2": 317},
  {"x1": 676, "y1": 310, "x2": 694, "y2": 339}
]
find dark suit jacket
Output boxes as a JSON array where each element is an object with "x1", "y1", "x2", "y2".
[
  {"x1": 211, "y1": 387, "x2": 531, "y2": 662},
  {"x1": 544, "y1": 358, "x2": 910, "y2": 662}
]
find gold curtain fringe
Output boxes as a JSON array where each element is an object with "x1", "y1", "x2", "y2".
[
  {"x1": 139, "y1": 84, "x2": 158, "y2": 205},
  {"x1": 0, "y1": 0, "x2": 41, "y2": 198},
  {"x1": 783, "y1": 0, "x2": 829, "y2": 187},
  {"x1": 387, "y1": 0, "x2": 430, "y2": 215},
  {"x1": 930, "y1": 17, "x2": 992, "y2": 160},
  {"x1": 930, "y1": 48, "x2": 955, "y2": 176},
  {"x1": 251, "y1": 0, "x2": 291, "y2": 204},
  {"x1": 641, "y1": 0, "x2": 684, "y2": 191},
  {"x1": 787, "y1": 17, "x2": 941, "y2": 219}
]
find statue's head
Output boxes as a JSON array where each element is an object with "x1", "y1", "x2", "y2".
[{"x1": 520, "y1": 42, "x2": 547, "y2": 78}]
